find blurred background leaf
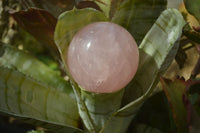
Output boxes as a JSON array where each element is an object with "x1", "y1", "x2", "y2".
[
  {"x1": 16, "y1": 0, "x2": 75, "y2": 17},
  {"x1": 184, "y1": 0, "x2": 200, "y2": 22},
  {"x1": 10, "y1": 8, "x2": 60, "y2": 60},
  {"x1": 0, "y1": 43, "x2": 73, "y2": 95}
]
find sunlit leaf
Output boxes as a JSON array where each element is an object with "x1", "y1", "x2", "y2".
[{"x1": 112, "y1": 0, "x2": 167, "y2": 44}]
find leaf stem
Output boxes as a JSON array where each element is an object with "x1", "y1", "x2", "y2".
[{"x1": 71, "y1": 81, "x2": 96, "y2": 133}]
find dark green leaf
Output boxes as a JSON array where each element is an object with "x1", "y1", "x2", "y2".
[
  {"x1": 112, "y1": 0, "x2": 167, "y2": 44},
  {"x1": 10, "y1": 8, "x2": 60, "y2": 59},
  {"x1": 160, "y1": 77, "x2": 188, "y2": 133},
  {"x1": 189, "y1": 111, "x2": 200, "y2": 133},
  {"x1": 135, "y1": 91, "x2": 176, "y2": 133},
  {"x1": 184, "y1": 0, "x2": 200, "y2": 22},
  {"x1": 0, "y1": 66, "x2": 82, "y2": 133},
  {"x1": 132, "y1": 123, "x2": 163, "y2": 133}
]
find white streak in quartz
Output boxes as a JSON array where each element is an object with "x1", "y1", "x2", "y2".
[
  {"x1": 67, "y1": 22, "x2": 139, "y2": 93},
  {"x1": 86, "y1": 42, "x2": 91, "y2": 50}
]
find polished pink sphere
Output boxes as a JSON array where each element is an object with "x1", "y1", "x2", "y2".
[{"x1": 67, "y1": 22, "x2": 139, "y2": 93}]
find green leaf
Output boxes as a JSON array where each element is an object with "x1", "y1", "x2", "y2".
[
  {"x1": 54, "y1": 8, "x2": 108, "y2": 70},
  {"x1": 184, "y1": 0, "x2": 200, "y2": 22},
  {"x1": 54, "y1": 8, "x2": 108, "y2": 132},
  {"x1": 10, "y1": 8, "x2": 60, "y2": 59},
  {"x1": 160, "y1": 78, "x2": 188, "y2": 133},
  {"x1": 80, "y1": 89, "x2": 124, "y2": 132},
  {"x1": 0, "y1": 43, "x2": 74, "y2": 97},
  {"x1": 100, "y1": 78, "x2": 155, "y2": 133},
  {"x1": 112, "y1": 0, "x2": 167, "y2": 44},
  {"x1": 132, "y1": 124, "x2": 163, "y2": 133},
  {"x1": 100, "y1": 9, "x2": 185, "y2": 133},
  {"x1": 0, "y1": 66, "x2": 82, "y2": 133},
  {"x1": 18, "y1": 0, "x2": 75, "y2": 17},
  {"x1": 123, "y1": 8, "x2": 185, "y2": 105}
]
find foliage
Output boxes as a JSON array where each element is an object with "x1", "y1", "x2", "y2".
[{"x1": 0, "y1": 0, "x2": 200, "y2": 133}]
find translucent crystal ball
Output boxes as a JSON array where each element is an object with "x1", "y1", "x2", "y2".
[{"x1": 67, "y1": 22, "x2": 139, "y2": 93}]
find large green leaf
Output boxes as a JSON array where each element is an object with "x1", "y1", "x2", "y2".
[
  {"x1": 184, "y1": 0, "x2": 200, "y2": 22},
  {"x1": 0, "y1": 43, "x2": 73, "y2": 97},
  {"x1": 100, "y1": 9, "x2": 185, "y2": 133},
  {"x1": 0, "y1": 66, "x2": 82, "y2": 133},
  {"x1": 54, "y1": 8, "x2": 108, "y2": 133},
  {"x1": 123, "y1": 8, "x2": 185, "y2": 105},
  {"x1": 112, "y1": 0, "x2": 167, "y2": 44}
]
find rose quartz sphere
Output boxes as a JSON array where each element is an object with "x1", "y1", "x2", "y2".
[{"x1": 67, "y1": 22, "x2": 139, "y2": 93}]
